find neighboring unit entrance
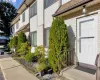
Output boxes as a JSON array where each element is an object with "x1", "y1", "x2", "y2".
[{"x1": 77, "y1": 14, "x2": 98, "y2": 66}]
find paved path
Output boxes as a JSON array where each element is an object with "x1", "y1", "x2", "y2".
[
  {"x1": 0, "y1": 53, "x2": 39, "y2": 80},
  {"x1": 0, "y1": 68, "x2": 4, "y2": 80},
  {"x1": 62, "y1": 66, "x2": 96, "y2": 80}
]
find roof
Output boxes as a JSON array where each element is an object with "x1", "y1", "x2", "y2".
[
  {"x1": 53, "y1": 0, "x2": 94, "y2": 17},
  {"x1": 11, "y1": 0, "x2": 35, "y2": 25},
  {"x1": 17, "y1": 0, "x2": 36, "y2": 13},
  {"x1": 11, "y1": 14, "x2": 20, "y2": 26}
]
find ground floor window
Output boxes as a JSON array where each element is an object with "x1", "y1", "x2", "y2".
[
  {"x1": 31, "y1": 31, "x2": 37, "y2": 46},
  {"x1": 44, "y1": 28, "x2": 50, "y2": 47}
]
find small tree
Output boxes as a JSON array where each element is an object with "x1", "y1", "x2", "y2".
[
  {"x1": 17, "y1": 42, "x2": 30, "y2": 57},
  {"x1": 12, "y1": 36, "x2": 18, "y2": 48},
  {"x1": 9, "y1": 38, "x2": 13, "y2": 49},
  {"x1": 9, "y1": 36, "x2": 18, "y2": 50},
  {"x1": 48, "y1": 17, "x2": 70, "y2": 73},
  {"x1": 18, "y1": 31, "x2": 27, "y2": 48}
]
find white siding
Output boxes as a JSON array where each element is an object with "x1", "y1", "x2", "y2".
[
  {"x1": 44, "y1": 1, "x2": 59, "y2": 28},
  {"x1": 64, "y1": 18, "x2": 76, "y2": 51},
  {"x1": 97, "y1": 10, "x2": 100, "y2": 53},
  {"x1": 30, "y1": 15, "x2": 37, "y2": 53},
  {"x1": 19, "y1": 8, "x2": 29, "y2": 29},
  {"x1": 30, "y1": 15, "x2": 37, "y2": 32},
  {"x1": 37, "y1": 0, "x2": 44, "y2": 26}
]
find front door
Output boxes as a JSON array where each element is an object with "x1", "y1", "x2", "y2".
[{"x1": 77, "y1": 14, "x2": 98, "y2": 66}]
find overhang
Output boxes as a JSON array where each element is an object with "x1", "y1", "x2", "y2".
[
  {"x1": 17, "y1": 23, "x2": 29, "y2": 33},
  {"x1": 17, "y1": 0, "x2": 36, "y2": 14},
  {"x1": 11, "y1": 14, "x2": 20, "y2": 26},
  {"x1": 53, "y1": 0, "x2": 94, "y2": 17}
]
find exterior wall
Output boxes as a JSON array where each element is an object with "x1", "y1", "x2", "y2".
[
  {"x1": 19, "y1": 8, "x2": 29, "y2": 29},
  {"x1": 37, "y1": 0, "x2": 44, "y2": 46},
  {"x1": 98, "y1": 10, "x2": 100, "y2": 53},
  {"x1": 30, "y1": 15, "x2": 37, "y2": 32},
  {"x1": 44, "y1": 1, "x2": 60, "y2": 51},
  {"x1": 63, "y1": 3, "x2": 100, "y2": 65},
  {"x1": 30, "y1": 1, "x2": 60, "y2": 52},
  {"x1": 44, "y1": 1, "x2": 60, "y2": 28},
  {"x1": 30, "y1": 15, "x2": 37, "y2": 53}
]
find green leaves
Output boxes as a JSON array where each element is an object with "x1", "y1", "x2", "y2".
[
  {"x1": 0, "y1": 2, "x2": 17, "y2": 35},
  {"x1": 48, "y1": 17, "x2": 70, "y2": 73},
  {"x1": 18, "y1": 31, "x2": 27, "y2": 48},
  {"x1": 9, "y1": 36, "x2": 18, "y2": 49}
]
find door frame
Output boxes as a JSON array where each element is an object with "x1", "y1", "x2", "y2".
[{"x1": 76, "y1": 14, "x2": 98, "y2": 67}]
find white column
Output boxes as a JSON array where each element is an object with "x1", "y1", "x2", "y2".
[{"x1": 37, "y1": 0, "x2": 44, "y2": 46}]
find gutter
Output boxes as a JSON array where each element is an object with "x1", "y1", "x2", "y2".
[
  {"x1": 17, "y1": 0, "x2": 26, "y2": 13},
  {"x1": 53, "y1": 0, "x2": 93, "y2": 17}
]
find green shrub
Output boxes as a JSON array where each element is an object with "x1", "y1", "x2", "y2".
[
  {"x1": 12, "y1": 36, "x2": 18, "y2": 48},
  {"x1": 8, "y1": 38, "x2": 13, "y2": 49},
  {"x1": 36, "y1": 62, "x2": 47, "y2": 72},
  {"x1": 18, "y1": 31, "x2": 27, "y2": 48},
  {"x1": 34, "y1": 46, "x2": 45, "y2": 60},
  {"x1": 9, "y1": 36, "x2": 18, "y2": 49},
  {"x1": 48, "y1": 17, "x2": 70, "y2": 73},
  {"x1": 24, "y1": 52, "x2": 34, "y2": 62},
  {"x1": 17, "y1": 42, "x2": 30, "y2": 56},
  {"x1": 34, "y1": 46, "x2": 49, "y2": 72}
]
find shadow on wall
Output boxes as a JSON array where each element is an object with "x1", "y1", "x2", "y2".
[{"x1": 67, "y1": 25, "x2": 77, "y2": 65}]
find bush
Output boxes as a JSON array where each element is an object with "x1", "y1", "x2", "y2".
[
  {"x1": 8, "y1": 36, "x2": 18, "y2": 50},
  {"x1": 48, "y1": 17, "x2": 70, "y2": 73},
  {"x1": 17, "y1": 42, "x2": 30, "y2": 56},
  {"x1": 34, "y1": 46, "x2": 45, "y2": 60},
  {"x1": 8, "y1": 38, "x2": 13, "y2": 49},
  {"x1": 24, "y1": 52, "x2": 34, "y2": 62},
  {"x1": 12, "y1": 36, "x2": 18, "y2": 48},
  {"x1": 18, "y1": 31, "x2": 27, "y2": 48},
  {"x1": 33, "y1": 46, "x2": 49, "y2": 72}
]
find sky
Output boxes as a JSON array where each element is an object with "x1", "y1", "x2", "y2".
[{"x1": 9, "y1": 0, "x2": 23, "y2": 8}]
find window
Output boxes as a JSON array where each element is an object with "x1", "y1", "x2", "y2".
[
  {"x1": 22, "y1": 12, "x2": 25, "y2": 22},
  {"x1": 30, "y1": 2, "x2": 37, "y2": 18},
  {"x1": 44, "y1": 0, "x2": 57, "y2": 8},
  {"x1": 16, "y1": 22, "x2": 19, "y2": 29},
  {"x1": 44, "y1": 28, "x2": 50, "y2": 47},
  {"x1": 31, "y1": 31, "x2": 37, "y2": 46},
  {"x1": 12, "y1": 25, "x2": 15, "y2": 34}
]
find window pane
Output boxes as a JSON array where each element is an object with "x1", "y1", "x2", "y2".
[
  {"x1": 32, "y1": 32, "x2": 37, "y2": 46},
  {"x1": 22, "y1": 12, "x2": 25, "y2": 22},
  {"x1": 44, "y1": 0, "x2": 57, "y2": 8},
  {"x1": 45, "y1": 28, "x2": 50, "y2": 47},
  {"x1": 30, "y1": 2, "x2": 37, "y2": 18}
]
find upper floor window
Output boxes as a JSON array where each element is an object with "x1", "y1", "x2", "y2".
[
  {"x1": 16, "y1": 22, "x2": 19, "y2": 29},
  {"x1": 30, "y1": 1, "x2": 37, "y2": 18},
  {"x1": 22, "y1": 12, "x2": 25, "y2": 22},
  {"x1": 44, "y1": 0, "x2": 58, "y2": 9},
  {"x1": 31, "y1": 31, "x2": 37, "y2": 46},
  {"x1": 44, "y1": 28, "x2": 50, "y2": 47}
]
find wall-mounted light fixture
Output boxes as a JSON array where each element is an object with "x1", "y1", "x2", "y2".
[{"x1": 82, "y1": 5, "x2": 87, "y2": 14}]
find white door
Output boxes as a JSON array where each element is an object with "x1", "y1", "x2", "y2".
[{"x1": 77, "y1": 15, "x2": 98, "y2": 65}]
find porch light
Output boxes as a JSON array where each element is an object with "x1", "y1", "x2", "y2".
[{"x1": 82, "y1": 5, "x2": 87, "y2": 14}]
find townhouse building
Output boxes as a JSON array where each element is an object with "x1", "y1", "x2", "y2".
[{"x1": 11, "y1": 0, "x2": 100, "y2": 70}]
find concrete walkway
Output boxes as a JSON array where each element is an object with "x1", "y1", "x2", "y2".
[
  {"x1": 0, "y1": 54, "x2": 39, "y2": 80},
  {"x1": 61, "y1": 66, "x2": 96, "y2": 80}
]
